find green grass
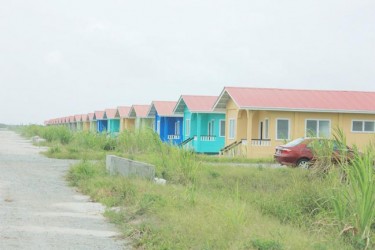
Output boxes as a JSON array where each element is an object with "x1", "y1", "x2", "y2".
[
  {"x1": 67, "y1": 161, "x2": 352, "y2": 249},
  {"x1": 18, "y1": 125, "x2": 375, "y2": 249},
  {"x1": 196, "y1": 154, "x2": 275, "y2": 164}
]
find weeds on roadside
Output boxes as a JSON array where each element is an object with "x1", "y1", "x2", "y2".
[
  {"x1": 330, "y1": 148, "x2": 375, "y2": 249},
  {"x1": 308, "y1": 128, "x2": 375, "y2": 248},
  {"x1": 20, "y1": 124, "x2": 374, "y2": 249}
]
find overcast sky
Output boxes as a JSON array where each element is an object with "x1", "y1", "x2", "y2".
[{"x1": 1, "y1": 0, "x2": 374, "y2": 124}]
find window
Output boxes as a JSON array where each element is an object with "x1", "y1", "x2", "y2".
[
  {"x1": 365, "y1": 121, "x2": 375, "y2": 132},
  {"x1": 305, "y1": 119, "x2": 330, "y2": 137},
  {"x1": 185, "y1": 119, "x2": 191, "y2": 136},
  {"x1": 276, "y1": 119, "x2": 290, "y2": 140},
  {"x1": 264, "y1": 119, "x2": 269, "y2": 139},
  {"x1": 175, "y1": 121, "x2": 180, "y2": 135},
  {"x1": 156, "y1": 120, "x2": 160, "y2": 135},
  {"x1": 219, "y1": 120, "x2": 225, "y2": 137},
  {"x1": 352, "y1": 121, "x2": 363, "y2": 132},
  {"x1": 208, "y1": 120, "x2": 215, "y2": 136},
  {"x1": 352, "y1": 120, "x2": 375, "y2": 133},
  {"x1": 229, "y1": 119, "x2": 235, "y2": 139}
]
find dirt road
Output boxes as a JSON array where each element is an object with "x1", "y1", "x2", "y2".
[{"x1": 0, "y1": 130, "x2": 128, "y2": 249}]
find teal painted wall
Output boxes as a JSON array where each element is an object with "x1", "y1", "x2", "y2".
[
  {"x1": 108, "y1": 119, "x2": 120, "y2": 134},
  {"x1": 183, "y1": 107, "x2": 225, "y2": 154}
]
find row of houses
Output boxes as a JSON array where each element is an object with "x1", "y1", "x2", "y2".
[{"x1": 45, "y1": 87, "x2": 375, "y2": 158}]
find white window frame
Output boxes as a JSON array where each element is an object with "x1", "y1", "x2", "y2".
[
  {"x1": 351, "y1": 120, "x2": 375, "y2": 133},
  {"x1": 156, "y1": 120, "x2": 160, "y2": 135},
  {"x1": 275, "y1": 118, "x2": 290, "y2": 141},
  {"x1": 305, "y1": 119, "x2": 331, "y2": 138},
  {"x1": 185, "y1": 119, "x2": 191, "y2": 136},
  {"x1": 264, "y1": 118, "x2": 269, "y2": 139},
  {"x1": 208, "y1": 119, "x2": 215, "y2": 136},
  {"x1": 229, "y1": 119, "x2": 236, "y2": 139},
  {"x1": 175, "y1": 121, "x2": 180, "y2": 136},
  {"x1": 219, "y1": 119, "x2": 225, "y2": 137}
]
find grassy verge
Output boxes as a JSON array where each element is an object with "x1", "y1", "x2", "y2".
[
  {"x1": 67, "y1": 160, "x2": 351, "y2": 249},
  {"x1": 17, "y1": 125, "x2": 375, "y2": 249}
]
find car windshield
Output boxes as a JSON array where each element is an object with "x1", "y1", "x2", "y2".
[{"x1": 284, "y1": 137, "x2": 305, "y2": 147}]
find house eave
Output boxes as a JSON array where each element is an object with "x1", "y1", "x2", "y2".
[{"x1": 238, "y1": 106, "x2": 375, "y2": 114}]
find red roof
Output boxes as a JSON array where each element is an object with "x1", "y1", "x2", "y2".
[
  {"x1": 94, "y1": 111, "x2": 105, "y2": 120},
  {"x1": 88, "y1": 113, "x2": 95, "y2": 121},
  {"x1": 129, "y1": 105, "x2": 151, "y2": 118},
  {"x1": 213, "y1": 87, "x2": 375, "y2": 113},
  {"x1": 117, "y1": 106, "x2": 131, "y2": 118},
  {"x1": 174, "y1": 95, "x2": 220, "y2": 114},
  {"x1": 105, "y1": 108, "x2": 118, "y2": 119},
  {"x1": 148, "y1": 101, "x2": 180, "y2": 117},
  {"x1": 69, "y1": 116, "x2": 75, "y2": 123}
]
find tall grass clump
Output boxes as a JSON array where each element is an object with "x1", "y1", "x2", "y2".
[
  {"x1": 156, "y1": 145, "x2": 200, "y2": 185},
  {"x1": 20, "y1": 124, "x2": 44, "y2": 138},
  {"x1": 116, "y1": 129, "x2": 201, "y2": 185},
  {"x1": 73, "y1": 131, "x2": 117, "y2": 151},
  {"x1": 309, "y1": 128, "x2": 352, "y2": 180},
  {"x1": 21, "y1": 125, "x2": 72, "y2": 144},
  {"x1": 67, "y1": 160, "x2": 107, "y2": 186},
  {"x1": 117, "y1": 129, "x2": 162, "y2": 154},
  {"x1": 331, "y1": 148, "x2": 375, "y2": 249},
  {"x1": 43, "y1": 126, "x2": 73, "y2": 144}
]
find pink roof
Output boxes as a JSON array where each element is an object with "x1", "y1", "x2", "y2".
[
  {"x1": 129, "y1": 105, "x2": 151, "y2": 118},
  {"x1": 81, "y1": 114, "x2": 88, "y2": 122},
  {"x1": 213, "y1": 87, "x2": 375, "y2": 113},
  {"x1": 148, "y1": 101, "x2": 181, "y2": 117},
  {"x1": 117, "y1": 106, "x2": 131, "y2": 118},
  {"x1": 74, "y1": 115, "x2": 82, "y2": 122},
  {"x1": 88, "y1": 113, "x2": 95, "y2": 121},
  {"x1": 69, "y1": 116, "x2": 75, "y2": 123},
  {"x1": 105, "y1": 108, "x2": 118, "y2": 119},
  {"x1": 94, "y1": 111, "x2": 105, "y2": 120},
  {"x1": 174, "y1": 95, "x2": 221, "y2": 114}
]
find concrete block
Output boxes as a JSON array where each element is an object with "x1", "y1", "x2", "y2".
[
  {"x1": 106, "y1": 155, "x2": 155, "y2": 180},
  {"x1": 31, "y1": 136, "x2": 46, "y2": 144},
  {"x1": 154, "y1": 177, "x2": 167, "y2": 185}
]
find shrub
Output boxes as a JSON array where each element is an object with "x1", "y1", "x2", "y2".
[{"x1": 67, "y1": 160, "x2": 106, "y2": 186}]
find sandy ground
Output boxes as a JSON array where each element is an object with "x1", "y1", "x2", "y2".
[{"x1": 0, "y1": 130, "x2": 129, "y2": 249}]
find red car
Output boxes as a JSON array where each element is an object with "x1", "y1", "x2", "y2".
[{"x1": 274, "y1": 137, "x2": 354, "y2": 168}]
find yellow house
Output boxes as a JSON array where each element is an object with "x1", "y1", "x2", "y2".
[
  {"x1": 213, "y1": 87, "x2": 375, "y2": 158},
  {"x1": 117, "y1": 106, "x2": 134, "y2": 132},
  {"x1": 129, "y1": 105, "x2": 154, "y2": 130},
  {"x1": 81, "y1": 114, "x2": 90, "y2": 131},
  {"x1": 88, "y1": 113, "x2": 97, "y2": 132}
]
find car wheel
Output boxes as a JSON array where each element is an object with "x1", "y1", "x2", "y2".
[{"x1": 297, "y1": 158, "x2": 310, "y2": 169}]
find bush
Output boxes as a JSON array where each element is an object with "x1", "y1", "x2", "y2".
[{"x1": 67, "y1": 160, "x2": 106, "y2": 186}]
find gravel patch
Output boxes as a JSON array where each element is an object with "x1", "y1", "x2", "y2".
[{"x1": 0, "y1": 130, "x2": 129, "y2": 249}]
